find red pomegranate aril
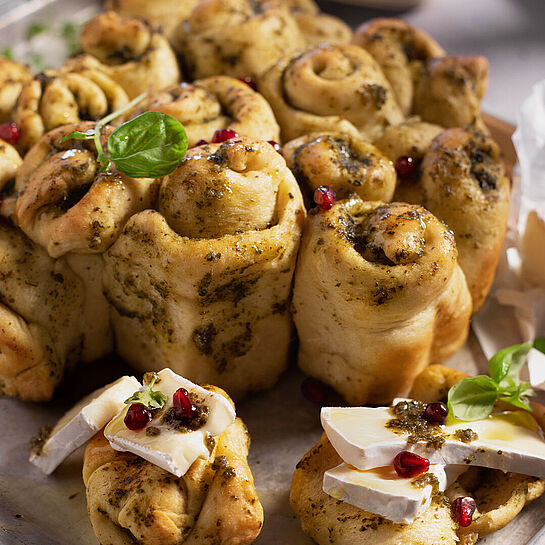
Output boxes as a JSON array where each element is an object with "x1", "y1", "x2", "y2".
[
  {"x1": 313, "y1": 185, "x2": 336, "y2": 211},
  {"x1": 124, "y1": 403, "x2": 152, "y2": 430},
  {"x1": 395, "y1": 155, "x2": 419, "y2": 179},
  {"x1": 393, "y1": 451, "x2": 430, "y2": 478},
  {"x1": 423, "y1": 402, "x2": 448, "y2": 424},
  {"x1": 452, "y1": 496, "x2": 476, "y2": 527},
  {"x1": 301, "y1": 377, "x2": 328, "y2": 406},
  {"x1": 268, "y1": 140, "x2": 283, "y2": 155},
  {"x1": 173, "y1": 387, "x2": 199, "y2": 421},
  {"x1": 211, "y1": 129, "x2": 238, "y2": 143},
  {"x1": 192, "y1": 139, "x2": 208, "y2": 147},
  {"x1": 0, "y1": 122, "x2": 21, "y2": 144},
  {"x1": 239, "y1": 76, "x2": 257, "y2": 91}
]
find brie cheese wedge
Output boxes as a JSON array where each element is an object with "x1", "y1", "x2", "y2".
[
  {"x1": 104, "y1": 368, "x2": 236, "y2": 477},
  {"x1": 323, "y1": 463, "x2": 466, "y2": 524},
  {"x1": 322, "y1": 406, "x2": 545, "y2": 478},
  {"x1": 30, "y1": 375, "x2": 141, "y2": 474}
]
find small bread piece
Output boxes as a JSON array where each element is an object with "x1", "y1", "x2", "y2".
[
  {"x1": 70, "y1": 11, "x2": 181, "y2": 98},
  {"x1": 134, "y1": 76, "x2": 280, "y2": 147},
  {"x1": 0, "y1": 57, "x2": 31, "y2": 123},
  {"x1": 290, "y1": 433, "x2": 458, "y2": 545},
  {"x1": 84, "y1": 387, "x2": 263, "y2": 545},
  {"x1": 283, "y1": 132, "x2": 396, "y2": 206},
  {"x1": 259, "y1": 43, "x2": 404, "y2": 143}
]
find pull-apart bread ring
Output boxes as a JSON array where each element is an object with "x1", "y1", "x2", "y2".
[
  {"x1": 353, "y1": 18, "x2": 445, "y2": 116},
  {"x1": 134, "y1": 76, "x2": 280, "y2": 147},
  {"x1": 0, "y1": 220, "x2": 85, "y2": 401},
  {"x1": 15, "y1": 122, "x2": 158, "y2": 259},
  {"x1": 103, "y1": 138, "x2": 305, "y2": 399},
  {"x1": 283, "y1": 131, "x2": 396, "y2": 206},
  {"x1": 259, "y1": 44, "x2": 404, "y2": 142},
  {"x1": 71, "y1": 11, "x2": 181, "y2": 99},
  {"x1": 292, "y1": 199, "x2": 472, "y2": 405},
  {"x1": 172, "y1": 0, "x2": 306, "y2": 80},
  {"x1": 0, "y1": 57, "x2": 31, "y2": 123},
  {"x1": 14, "y1": 68, "x2": 129, "y2": 154},
  {"x1": 83, "y1": 387, "x2": 263, "y2": 545},
  {"x1": 105, "y1": 0, "x2": 202, "y2": 39},
  {"x1": 354, "y1": 18, "x2": 488, "y2": 127},
  {"x1": 290, "y1": 365, "x2": 545, "y2": 545}
]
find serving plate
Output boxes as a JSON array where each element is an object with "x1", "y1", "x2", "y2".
[{"x1": 0, "y1": 1, "x2": 543, "y2": 544}]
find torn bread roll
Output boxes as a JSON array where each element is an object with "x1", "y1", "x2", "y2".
[
  {"x1": 133, "y1": 76, "x2": 279, "y2": 147},
  {"x1": 292, "y1": 199, "x2": 472, "y2": 405},
  {"x1": 259, "y1": 43, "x2": 404, "y2": 142},
  {"x1": 0, "y1": 57, "x2": 31, "y2": 123},
  {"x1": 103, "y1": 138, "x2": 305, "y2": 399}
]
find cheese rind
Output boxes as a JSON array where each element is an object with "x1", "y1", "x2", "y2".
[
  {"x1": 104, "y1": 368, "x2": 236, "y2": 477},
  {"x1": 321, "y1": 406, "x2": 545, "y2": 478},
  {"x1": 30, "y1": 376, "x2": 141, "y2": 474}
]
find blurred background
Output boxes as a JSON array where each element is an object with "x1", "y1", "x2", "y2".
[{"x1": 0, "y1": 0, "x2": 544, "y2": 123}]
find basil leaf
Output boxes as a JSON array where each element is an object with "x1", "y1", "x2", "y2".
[
  {"x1": 534, "y1": 337, "x2": 545, "y2": 355},
  {"x1": 61, "y1": 129, "x2": 96, "y2": 142},
  {"x1": 448, "y1": 376, "x2": 498, "y2": 421},
  {"x1": 108, "y1": 112, "x2": 187, "y2": 178},
  {"x1": 488, "y1": 342, "x2": 532, "y2": 384},
  {"x1": 124, "y1": 373, "x2": 167, "y2": 410}
]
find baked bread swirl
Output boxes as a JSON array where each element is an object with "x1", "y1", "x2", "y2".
[
  {"x1": 0, "y1": 57, "x2": 31, "y2": 123},
  {"x1": 259, "y1": 44, "x2": 404, "y2": 142},
  {"x1": 103, "y1": 138, "x2": 305, "y2": 399},
  {"x1": 172, "y1": 0, "x2": 305, "y2": 80},
  {"x1": 69, "y1": 11, "x2": 181, "y2": 99},
  {"x1": 14, "y1": 68, "x2": 129, "y2": 154},
  {"x1": 134, "y1": 76, "x2": 280, "y2": 147},
  {"x1": 83, "y1": 392, "x2": 263, "y2": 545},
  {"x1": 283, "y1": 132, "x2": 396, "y2": 206},
  {"x1": 353, "y1": 18, "x2": 445, "y2": 116},
  {"x1": 14, "y1": 122, "x2": 158, "y2": 258},
  {"x1": 354, "y1": 19, "x2": 488, "y2": 127},
  {"x1": 292, "y1": 199, "x2": 472, "y2": 405},
  {"x1": 290, "y1": 365, "x2": 545, "y2": 545},
  {"x1": 0, "y1": 220, "x2": 84, "y2": 401},
  {"x1": 105, "y1": 0, "x2": 201, "y2": 39}
]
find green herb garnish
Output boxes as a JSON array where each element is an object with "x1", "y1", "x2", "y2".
[
  {"x1": 1, "y1": 48, "x2": 13, "y2": 60},
  {"x1": 124, "y1": 373, "x2": 167, "y2": 410},
  {"x1": 61, "y1": 22, "x2": 80, "y2": 56},
  {"x1": 26, "y1": 22, "x2": 48, "y2": 40},
  {"x1": 61, "y1": 95, "x2": 188, "y2": 177},
  {"x1": 448, "y1": 339, "x2": 545, "y2": 421}
]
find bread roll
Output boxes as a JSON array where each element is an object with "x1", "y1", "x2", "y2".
[
  {"x1": 70, "y1": 11, "x2": 181, "y2": 99},
  {"x1": 15, "y1": 68, "x2": 129, "y2": 154},
  {"x1": 292, "y1": 199, "x2": 471, "y2": 405},
  {"x1": 172, "y1": 0, "x2": 305, "y2": 80},
  {"x1": 103, "y1": 138, "x2": 305, "y2": 399},
  {"x1": 0, "y1": 139, "x2": 22, "y2": 221},
  {"x1": 283, "y1": 132, "x2": 396, "y2": 206},
  {"x1": 0, "y1": 57, "x2": 31, "y2": 123},
  {"x1": 353, "y1": 18, "x2": 445, "y2": 116},
  {"x1": 84, "y1": 393, "x2": 263, "y2": 545},
  {"x1": 259, "y1": 44, "x2": 404, "y2": 142},
  {"x1": 134, "y1": 76, "x2": 280, "y2": 147},
  {"x1": 419, "y1": 127, "x2": 510, "y2": 311}
]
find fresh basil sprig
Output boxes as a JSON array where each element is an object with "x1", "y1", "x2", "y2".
[
  {"x1": 61, "y1": 93, "x2": 188, "y2": 178},
  {"x1": 448, "y1": 339, "x2": 545, "y2": 421},
  {"x1": 124, "y1": 373, "x2": 167, "y2": 410}
]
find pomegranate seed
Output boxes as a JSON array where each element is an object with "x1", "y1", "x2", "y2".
[
  {"x1": 395, "y1": 155, "x2": 419, "y2": 180},
  {"x1": 452, "y1": 496, "x2": 476, "y2": 527},
  {"x1": 0, "y1": 122, "x2": 21, "y2": 144},
  {"x1": 268, "y1": 140, "x2": 283, "y2": 155},
  {"x1": 423, "y1": 402, "x2": 449, "y2": 425},
  {"x1": 301, "y1": 377, "x2": 328, "y2": 406},
  {"x1": 211, "y1": 129, "x2": 238, "y2": 143},
  {"x1": 192, "y1": 139, "x2": 208, "y2": 147},
  {"x1": 393, "y1": 451, "x2": 430, "y2": 478},
  {"x1": 313, "y1": 185, "x2": 336, "y2": 210},
  {"x1": 239, "y1": 76, "x2": 257, "y2": 91},
  {"x1": 173, "y1": 387, "x2": 199, "y2": 421},
  {"x1": 124, "y1": 403, "x2": 152, "y2": 430}
]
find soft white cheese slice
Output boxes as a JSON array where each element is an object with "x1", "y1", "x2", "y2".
[
  {"x1": 30, "y1": 375, "x2": 141, "y2": 474},
  {"x1": 104, "y1": 368, "x2": 236, "y2": 477},
  {"x1": 321, "y1": 406, "x2": 545, "y2": 477},
  {"x1": 323, "y1": 463, "x2": 466, "y2": 524}
]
